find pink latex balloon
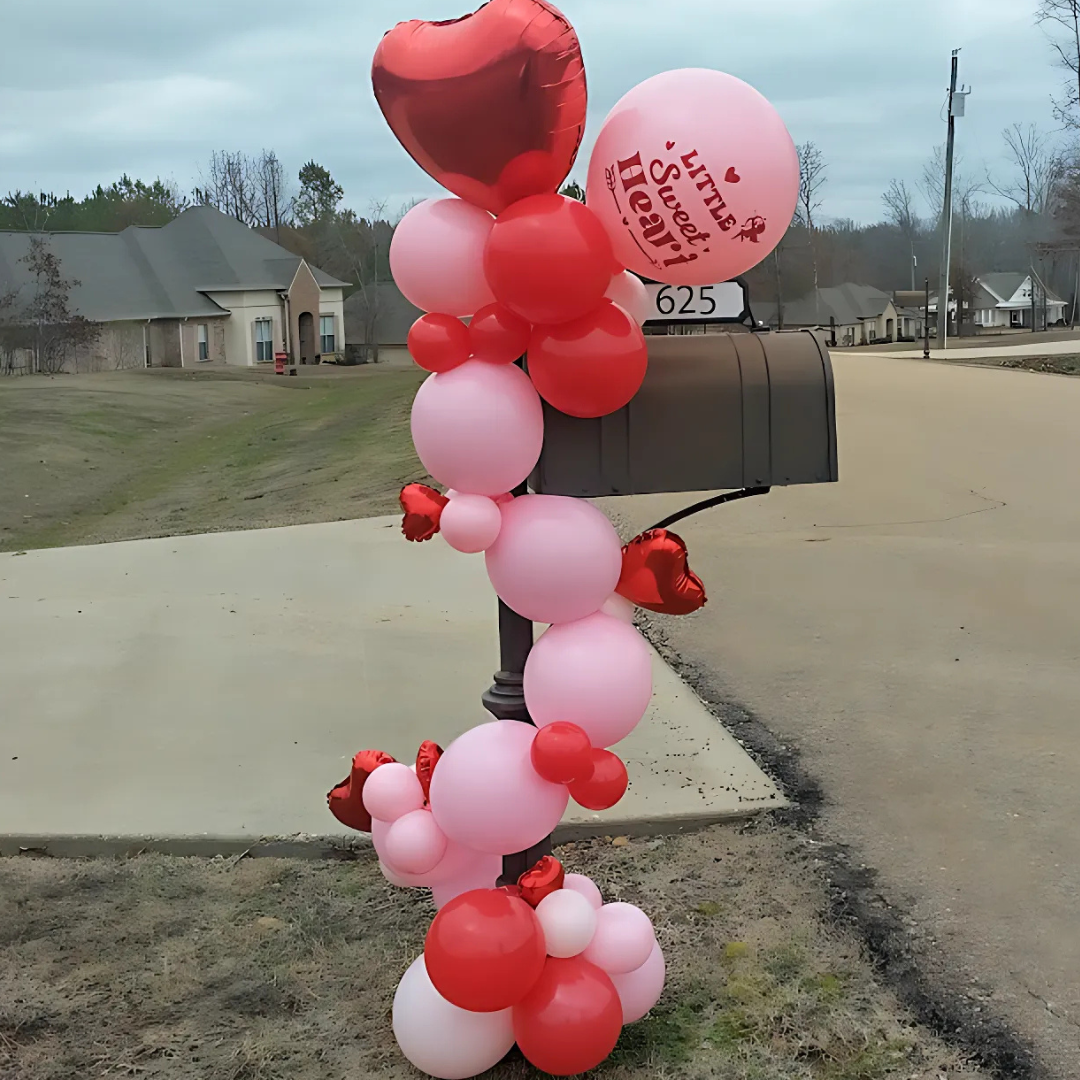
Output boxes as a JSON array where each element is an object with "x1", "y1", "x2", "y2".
[
  {"x1": 605, "y1": 271, "x2": 650, "y2": 325},
  {"x1": 524, "y1": 612, "x2": 653, "y2": 748},
  {"x1": 583, "y1": 902, "x2": 656, "y2": 975},
  {"x1": 586, "y1": 69, "x2": 799, "y2": 285},
  {"x1": 363, "y1": 762, "x2": 425, "y2": 823},
  {"x1": 600, "y1": 593, "x2": 636, "y2": 623},
  {"x1": 535, "y1": 888, "x2": 598, "y2": 958},
  {"x1": 390, "y1": 198, "x2": 497, "y2": 315},
  {"x1": 440, "y1": 494, "x2": 502, "y2": 553},
  {"x1": 563, "y1": 873, "x2": 603, "y2": 910},
  {"x1": 429, "y1": 720, "x2": 569, "y2": 855},
  {"x1": 610, "y1": 941, "x2": 666, "y2": 1023},
  {"x1": 384, "y1": 808, "x2": 448, "y2": 875},
  {"x1": 411, "y1": 361, "x2": 544, "y2": 496},
  {"x1": 430, "y1": 859, "x2": 502, "y2": 909},
  {"x1": 372, "y1": 817, "x2": 500, "y2": 889},
  {"x1": 485, "y1": 496, "x2": 622, "y2": 624}
]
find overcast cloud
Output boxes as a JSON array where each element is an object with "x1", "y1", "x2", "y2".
[{"x1": 0, "y1": 0, "x2": 1065, "y2": 224}]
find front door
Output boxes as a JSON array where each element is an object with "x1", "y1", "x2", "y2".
[{"x1": 298, "y1": 311, "x2": 314, "y2": 364}]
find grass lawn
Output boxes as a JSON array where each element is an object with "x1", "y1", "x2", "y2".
[
  {"x1": 0, "y1": 366, "x2": 426, "y2": 553},
  {"x1": 0, "y1": 826, "x2": 980, "y2": 1080}
]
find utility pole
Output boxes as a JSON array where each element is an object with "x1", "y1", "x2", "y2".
[{"x1": 936, "y1": 50, "x2": 968, "y2": 349}]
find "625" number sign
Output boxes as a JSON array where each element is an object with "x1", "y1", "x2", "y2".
[{"x1": 643, "y1": 281, "x2": 747, "y2": 324}]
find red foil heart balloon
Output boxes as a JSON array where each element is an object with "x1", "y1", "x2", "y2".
[
  {"x1": 415, "y1": 740, "x2": 444, "y2": 803},
  {"x1": 372, "y1": 0, "x2": 587, "y2": 215},
  {"x1": 517, "y1": 856, "x2": 565, "y2": 907},
  {"x1": 616, "y1": 529, "x2": 707, "y2": 616},
  {"x1": 327, "y1": 750, "x2": 396, "y2": 833},
  {"x1": 400, "y1": 483, "x2": 449, "y2": 542}
]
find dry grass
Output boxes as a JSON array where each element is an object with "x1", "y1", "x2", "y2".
[
  {"x1": 0, "y1": 366, "x2": 426, "y2": 552},
  {"x1": 0, "y1": 824, "x2": 981, "y2": 1080}
]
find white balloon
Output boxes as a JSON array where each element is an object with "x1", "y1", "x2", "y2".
[
  {"x1": 392, "y1": 955, "x2": 515, "y2": 1080},
  {"x1": 610, "y1": 941, "x2": 666, "y2": 1023},
  {"x1": 563, "y1": 873, "x2": 603, "y2": 909},
  {"x1": 582, "y1": 902, "x2": 656, "y2": 975},
  {"x1": 535, "y1": 888, "x2": 599, "y2": 958},
  {"x1": 605, "y1": 271, "x2": 651, "y2": 325}
]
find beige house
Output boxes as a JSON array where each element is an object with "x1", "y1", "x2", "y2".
[
  {"x1": 757, "y1": 284, "x2": 901, "y2": 345},
  {"x1": 0, "y1": 205, "x2": 348, "y2": 371}
]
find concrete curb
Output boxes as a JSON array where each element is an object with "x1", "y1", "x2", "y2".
[{"x1": 0, "y1": 804, "x2": 768, "y2": 861}]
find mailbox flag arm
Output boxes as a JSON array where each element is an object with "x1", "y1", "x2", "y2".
[{"x1": 647, "y1": 486, "x2": 771, "y2": 533}]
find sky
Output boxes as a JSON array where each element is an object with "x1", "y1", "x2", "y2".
[{"x1": 0, "y1": 0, "x2": 1066, "y2": 225}]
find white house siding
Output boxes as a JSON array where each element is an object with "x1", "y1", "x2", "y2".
[{"x1": 204, "y1": 290, "x2": 284, "y2": 366}]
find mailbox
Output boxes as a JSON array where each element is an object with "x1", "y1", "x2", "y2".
[{"x1": 531, "y1": 329, "x2": 838, "y2": 497}]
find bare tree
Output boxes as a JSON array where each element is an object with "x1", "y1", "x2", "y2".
[
  {"x1": 194, "y1": 151, "x2": 260, "y2": 225},
  {"x1": 333, "y1": 199, "x2": 391, "y2": 363},
  {"x1": 882, "y1": 179, "x2": 921, "y2": 236},
  {"x1": 986, "y1": 123, "x2": 1063, "y2": 214},
  {"x1": 7, "y1": 238, "x2": 99, "y2": 374},
  {"x1": 252, "y1": 150, "x2": 292, "y2": 236},
  {"x1": 1036, "y1": 0, "x2": 1080, "y2": 128},
  {"x1": 919, "y1": 143, "x2": 982, "y2": 221},
  {"x1": 796, "y1": 141, "x2": 827, "y2": 293}
]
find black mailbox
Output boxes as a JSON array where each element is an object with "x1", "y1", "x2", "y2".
[{"x1": 531, "y1": 329, "x2": 838, "y2": 497}]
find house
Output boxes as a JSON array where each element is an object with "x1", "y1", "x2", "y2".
[
  {"x1": 756, "y1": 284, "x2": 901, "y2": 346},
  {"x1": 0, "y1": 205, "x2": 349, "y2": 371},
  {"x1": 970, "y1": 273, "x2": 1066, "y2": 330},
  {"x1": 343, "y1": 280, "x2": 423, "y2": 366},
  {"x1": 929, "y1": 273, "x2": 1067, "y2": 333}
]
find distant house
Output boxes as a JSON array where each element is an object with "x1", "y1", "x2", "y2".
[
  {"x1": 756, "y1": 284, "x2": 903, "y2": 346},
  {"x1": 343, "y1": 281, "x2": 422, "y2": 366},
  {"x1": 0, "y1": 205, "x2": 348, "y2": 371},
  {"x1": 971, "y1": 273, "x2": 1066, "y2": 330},
  {"x1": 929, "y1": 273, "x2": 1067, "y2": 332}
]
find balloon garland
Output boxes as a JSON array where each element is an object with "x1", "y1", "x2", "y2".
[{"x1": 327, "y1": 2, "x2": 799, "y2": 1075}]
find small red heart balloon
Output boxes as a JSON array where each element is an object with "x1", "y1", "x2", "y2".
[
  {"x1": 518, "y1": 855, "x2": 566, "y2": 907},
  {"x1": 372, "y1": 0, "x2": 587, "y2": 215},
  {"x1": 616, "y1": 529, "x2": 707, "y2": 616},
  {"x1": 327, "y1": 750, "x2": 396, "y2": 833},
  {"x1": 415, "y1": 740, "x2": 443, "y2": 802},
  {"x1": 399, "y1": 483, "x2": 449, "y2": 542}
]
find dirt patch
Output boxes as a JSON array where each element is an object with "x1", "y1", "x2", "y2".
[
  {"x1": 0, "y1": 827, "x2": 982, "y2": 1080},
  {"x1": 0, "y1": 366, "x2": 426, "y2": 553}
]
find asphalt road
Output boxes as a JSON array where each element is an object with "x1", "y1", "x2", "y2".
[{"x1": 612, "y1": 353, "x2": 1080, "y2": 1076}]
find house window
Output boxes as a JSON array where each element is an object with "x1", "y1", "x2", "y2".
[
  {"x1": 254, "y1": 318, "x2": 274, "y2": 362},
  {"x1": 197, "y1": 323, "x2": 209, "y2": 361},
  {"x1": 320, "y1": 314, "x2": 336, "y2": 354}
]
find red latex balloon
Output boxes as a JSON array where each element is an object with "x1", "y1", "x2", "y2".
[
  {"x1": 530, "y1": 722, "x2": 594, "y2": 785},
  {"x1": 617, "y1": 529, "x2": 707, "y2": 615},
  {"x1": 567, "y1": 749, "x2": 629, "y2": 811},
  {"x1": 528, "y1": 300, "x2": 648, "y2": 418},
  {"x1": 469, "y1": 302, "x2": 531, "y2": 365},
  {"x1": 513, "y1": 957, "x2": 624, "y2": 1076},
  {"x1": 372, "y1": 0, "x2": 587, "y2": 215},
  {"x1": 407, "y1": 313, "x2": 470, "y2": 373},
  {"x1": 425, "y1": 889, "x2": 547, "y2": 1012},
  {"x1": 485, "y1": 194, "x2": 614, "y2": 325}
]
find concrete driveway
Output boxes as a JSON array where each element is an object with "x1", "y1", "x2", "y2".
[{"x1": 611, "y1": 353, "x2": 1080, "y2": 1076}]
